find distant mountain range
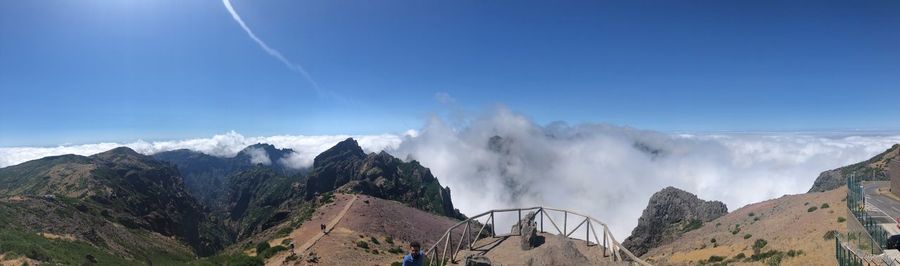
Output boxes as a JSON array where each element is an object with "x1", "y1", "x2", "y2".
[{"x1": 0, "y1": 138, "x2": 462, "y2": 265}]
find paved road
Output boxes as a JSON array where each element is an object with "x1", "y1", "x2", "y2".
[
  {"x1": 862, "y1": 181, "x2": 900, "y2": 224},
  {"x1": 861, "y1": 181, "x2": 900, "y2": 263}
]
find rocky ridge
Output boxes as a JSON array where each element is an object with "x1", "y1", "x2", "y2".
[
  {"x1": 808, "y1": 144, "x2": 900, "y2": 192},
  {"x1": 622, "y1": 186, "x2": 728, "y2": 256}
]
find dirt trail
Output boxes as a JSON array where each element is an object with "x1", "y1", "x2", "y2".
[
  {"x1": 298, "y1": 194, "x2": 358, "y2": 252},
  {"x1": 267, "y1": 194, "x2": 358, "y2": 266}
]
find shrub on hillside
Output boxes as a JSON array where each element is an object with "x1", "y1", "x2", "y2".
[
  {"x1": 752, "y1": 239, "x2": 768, "y2": 255},
  {"x1": 256, "y1": 242, "x2": 270, "y2": 255},
  {"x1": 807, "y1": 206, "x2": 818, "y2": 212},
  {"x1": 259, "y1": 245, "x2": 287, "y2": 259},
  {"x1": 388, "y1": 247, "x2": 404, "y2": 254},
  {"x1": 322, "y1": 192, "x2": 335, "y2": 204},
  {"x1": 277, "y1": 227, "x2": 293, "y2": 237},
  {"x1": 225, "y1": 255, "x2": 264, "y2": 266},
  {"x1": 683, "y1": 219, "x2": 703, "y2": 232}
]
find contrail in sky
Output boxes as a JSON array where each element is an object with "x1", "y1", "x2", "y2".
[{"x1": 222, "y1": 0, "x2": 321, "y2": 93}]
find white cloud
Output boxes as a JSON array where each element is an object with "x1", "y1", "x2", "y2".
[
  {"x1": 243, "y1": 147, "x2": 272, "y2": 165},
  {"x1": 388, "y1": 107, "x2": 900, "y2": 241}
]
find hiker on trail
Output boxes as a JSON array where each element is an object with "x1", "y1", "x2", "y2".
[
  {"x1": 320, "y1": 223, "x2": 326, "y2": 232},
  {"x1": 289, "y1": 241, "x2": 295, "y2": 255},
  {"x1": 402, "y1": 241, "x2": 425, "y2": 266}
]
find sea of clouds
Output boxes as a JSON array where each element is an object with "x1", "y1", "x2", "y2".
[{"x1": 2, "y1": 108, "x2": 899, "y2": 240}]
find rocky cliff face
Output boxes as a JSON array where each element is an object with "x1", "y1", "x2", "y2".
[
  {"x1": 221, "y1": 165, "x2": 304, "y2": 239},
  {"x1": 808, "y1": 144, "x2": 900, "y2": 193},
  {"x1": 623, "y1": 186, "x2": 728, "y2": 257},
  {"x1": 305, "y1": 138, "x2": 465, "y2": 219},
  {"x1": 153, "y1": 143, "x2": 301, "y2": 208}
]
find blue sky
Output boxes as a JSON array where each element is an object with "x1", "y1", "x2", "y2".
[{"x1": 1, "y1": 0, "x2": 899, "y2": 146}]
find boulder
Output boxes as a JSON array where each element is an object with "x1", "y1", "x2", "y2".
[
  {"x1": 510, "y1": 211, "x2": 539, "y2": 250},
  {"x1": 464, "y1": 254, "x2": 492, "y2": 266}
]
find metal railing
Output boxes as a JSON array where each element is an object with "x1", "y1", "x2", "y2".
[
  {"x1": 424, "y1": 206, "x2": 651, "y2": 265},
  {"x1": 839, "y1": 174, "x2": 896, "y2": 265},
  {"x1": 836, "y1": 235, "x2": 898, "y2": 266},
  {"x1": 847, "y1": 175, "x2": 889, "y2": 253}
]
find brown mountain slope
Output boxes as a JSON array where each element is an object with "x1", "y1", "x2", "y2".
[
  {"x1": 642, "y1": 187, "x2": 847, "y2": 265},
  {"x1": 234, "y1": 193, "x2": 461, "y2": 265},
  {"x1": 808, "y1": 144, "x2": 899, "y2": 192}
]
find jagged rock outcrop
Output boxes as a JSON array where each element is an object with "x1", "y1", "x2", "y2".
[
  {"x1": 622, "y1": 186, "x2": 728, "y2": 257},
  {"x1": 305, "y1": 138, "x2": 465, "y2": 219},
  {"x1": 523, "y1": 235, "x2": 589, "y2": 265},
  {"x1": 465, "y1": 254, "x2": 492, "y2": 266},
  {"x1": 509, "y1": 211, "x2": 539, "y2": 250},
  {"x1": 808, "y1": 144, "x2": 900, "y2": 192}
]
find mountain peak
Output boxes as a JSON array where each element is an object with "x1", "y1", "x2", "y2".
[
  {"x1": 90, "y1": 147, "x2": 144, "y2": 161},
  {"x1": 240, "y1": 143, "x2": 276, "y2": 152},
  {"x1": 106, "y1": 146, "x2": 140, "y2": 155},
  {"x1": 313, "y1": 138, "x2": 366, "y2": 169},
  {"x1": 238, "y1": 143, "x2": 293, "y2": 156},
  {"x1": 235, "y1": 143, "x2": 295, "y2": 166}
]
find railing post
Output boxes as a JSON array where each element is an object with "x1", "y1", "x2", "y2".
[
  {"x1": 603, "y1": 228, "x2": 608, "y2": 257},
  {"x1": 518, "y1": 209, "x2": 522, "y2": 236},
  {"x1": 448, "y1": 233, "x2": 453, "y2": 262},
  {"x1": 491, "y1": 211, "x2": 495, "y2": 238},
  {"x1": 467, "y1": 221, "x2": 472, "y2": 250},
  {"x1": 540, "y1": 208, "x2": 544, "y2": 233},
  {"x1": 441, "y1": 233, "x2": 450, "y2": 266},
  {"x1": 584, "y1": 221, "x2": 591, "y2": 246},
  {"x1": 564, "y1": 211, "x2": 567, "y2": 236}
]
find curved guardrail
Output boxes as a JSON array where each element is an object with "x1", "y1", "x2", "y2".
[{"x1": 424, "y1": 206, "x2": 651, "y2": 265}]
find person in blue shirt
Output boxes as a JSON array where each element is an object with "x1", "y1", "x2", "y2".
[{"x1": 402, "y1": 241, "x2": 425, "y2": 266}]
